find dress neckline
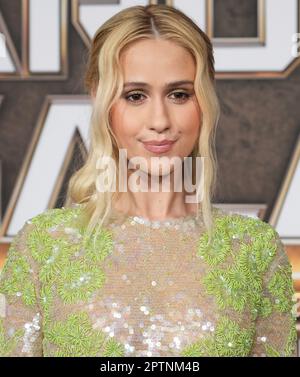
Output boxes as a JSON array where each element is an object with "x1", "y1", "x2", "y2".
[
  {"x1": 72, "y1": 202, "x2": 205, "y2": 229},
  {"x1": 110, "y1": 205, "x2": 203, "y2": 228}
]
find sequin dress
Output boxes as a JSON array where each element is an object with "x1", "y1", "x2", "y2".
[{"x1": 0, "y1": 204, "x2": 297, "y2": 357}]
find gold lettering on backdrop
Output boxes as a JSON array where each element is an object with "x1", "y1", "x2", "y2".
[{"x1": 0, "y1": 0, "x2": 68, "y2": 80}]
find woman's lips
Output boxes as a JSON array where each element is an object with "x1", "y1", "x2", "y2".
[{"x1": 142, "y1": 141, "x2": 176, "y2": 154}]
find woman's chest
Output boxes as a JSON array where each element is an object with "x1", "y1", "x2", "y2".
[{"x1": 41, "y1": 225, "x2": 256, "y2": 356}]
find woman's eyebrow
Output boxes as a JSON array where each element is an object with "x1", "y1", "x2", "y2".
[{"x1": 123, "y1": 80, "x2": 194, "y2": 89}]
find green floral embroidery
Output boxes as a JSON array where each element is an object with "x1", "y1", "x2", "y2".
[
  {"x1": 203, "y1": 266, "x2": 262, "y2": 317},
  {"x1": 237, "y1": 238, "x2": 276, "y2": 277},
  {"x1": 264, "y1": 343, "x2": 281, "y2": 357},
  {"x1": 202, "y1": 268, "x2": 246, "y2": 312},
  {"x1": 196, "y1": 211, "x2": 297, "y2": 357},
  {"x1": 39, "y1": 249, "x2": 72, "y2": 285},
  {"x1": 28, "y1": 207, "x2": 113, "y2": 306},
  {"x1": 0, "y1": 242, "x2": 37, "y2": 307},
  {"x1": 267, "y1": 264, "x2": 294, "y2": 313},
  {"x1": 27, "y1": 210, "x2": 82, "y2": 268},
  {"x1": 0, "y1": 204, "x2": 115, "y2": 359},
  {"x1": 40, "y1": 284, "x2": 54, "y2": 327},
  {"x1": 227, "y1": 214, "x2": 276, "y2": 242},
  {"x1": 44, "y1": 312, "x2": 125, "y2": 357},
  {"x1": 56, "y1": 260, "x2": 106, "y2": 304},
  {"x1": 197, "y1": 226, "x2": 231, "y2": 266},
  {"x1": 180, "y1": 341, "x2": 203, "y2": 357},
  {"x1": 262, "y1": 317, "x2": 297, "y2": 356},
  {"x1": 181, "y1": 316, "x2": 255, "y2": 356},
  {"x1": 33, "y1": 236, "x2": 79, "y2": 285},
  {"x1": 258, "y1": 297, "x2": 273, "y2": 318},
  {"x1": 102, "y1": 338, "x2": 126, "y2": 357},
  {"x1": 26, "y1": 228, "x2": 57, "y2": 264},
  {"x1": 221, "y1": 215, "x2": 248, "y2": 239},
  {"x1": 283, "y1": 317, "x2": 297, "y2": 356},
  {"x1": 199, "y1": 214, "x2": 288, "y2": 321},
  {"x1": 84, "y1": 229, "x2": 114, "y2": 263},
  {"x1": 0, "y1": 319, "x2": 24, "y2": 356},
  {"x1": 29, "y1": 207, "x2": 81, "y2": 230},
  {"x1": 250, "y1": 235, "x2": 277, "y2": 273}
]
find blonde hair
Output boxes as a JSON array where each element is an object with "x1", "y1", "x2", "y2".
[{"x1": 66, "y1": 4, "x2": 220, "y2": 245}]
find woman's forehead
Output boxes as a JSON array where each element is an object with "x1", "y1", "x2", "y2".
[{"x1": 120, "y1": 39, "x2": 195, "y2": 82}]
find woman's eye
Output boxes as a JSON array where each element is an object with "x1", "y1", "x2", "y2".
[
  {"x1": 124, "y1": 91, "x2": 191, "y2": 104},
  {"x1": 170, "y1": 92, "x2": 191, "y2": 102},
  {"x1": 125, "y1": 92, "x2": 146, "y2": 103}
]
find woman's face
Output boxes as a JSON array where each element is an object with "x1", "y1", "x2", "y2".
[{"x1": 110, "y1": 38, "x2": 202, "y2": 177}]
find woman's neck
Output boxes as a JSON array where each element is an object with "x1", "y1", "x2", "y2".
[{"x1": 112, "y1": 192, "x2": 199, "y2": 221}]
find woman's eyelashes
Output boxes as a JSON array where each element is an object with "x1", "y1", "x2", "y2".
[{"x1": 122, "y1": 90, "x2": 194, "y2": 104}]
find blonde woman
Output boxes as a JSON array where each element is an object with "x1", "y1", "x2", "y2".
[{"x1": 0, "y1": 4, "x2": 297, "y2": 357}]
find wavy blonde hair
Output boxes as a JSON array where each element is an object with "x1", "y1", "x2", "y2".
[{"x1": 66, "y1": 4, "x2": 220, "y2": 245}]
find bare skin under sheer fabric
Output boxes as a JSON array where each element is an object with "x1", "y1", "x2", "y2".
[{"x1": 0, "y1": 204, "x2": 297, "y2": 357}]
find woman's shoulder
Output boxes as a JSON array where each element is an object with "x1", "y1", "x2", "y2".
[
  {"x1": 25, "y1": 204, "x2": 83, "y2": 231},
  {"x1": 10, "y1": 205, "x2": 85, "y2": 249},
  {"x1": 211, "y1": 205, "x2": 279, "y2": 239},
  {"x1": 208, "y1": 205, "x2": 289, "y2": 268},
  {"x1": 4, "y1": 205, "x2": 85, "y2": 269}
]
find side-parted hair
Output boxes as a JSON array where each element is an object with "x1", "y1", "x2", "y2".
[{"x1": 66, "y1": 4, "x2": 220, "y2": 246}]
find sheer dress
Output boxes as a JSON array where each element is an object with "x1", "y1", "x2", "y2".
[{"x1": 0, "y1": 204, "x2": 297, "y2": 357}]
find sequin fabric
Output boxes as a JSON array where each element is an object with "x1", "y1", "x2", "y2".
[{"x1": 0, "y1": 204, "x2": 297, "y2": 357}]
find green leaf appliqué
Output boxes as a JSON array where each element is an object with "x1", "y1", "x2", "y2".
[{"x1": 44, "y1": 312, "x2": 125, "y2": 357}]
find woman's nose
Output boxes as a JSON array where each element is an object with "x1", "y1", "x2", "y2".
[{"x1": 148, "y1": 100, "x2": 171, "y2": 133}]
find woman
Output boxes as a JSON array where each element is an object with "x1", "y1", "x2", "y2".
[{"x1": 0, "y1": 4, "x2": 297, "y2": 357}]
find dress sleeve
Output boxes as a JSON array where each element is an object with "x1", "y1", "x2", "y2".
[
  {"x1": 0, "y1": 221, "x2": 43, "y2": 357},
  {"x1": 249, "y1": 230, "x2": 298, "y2": 357}
]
